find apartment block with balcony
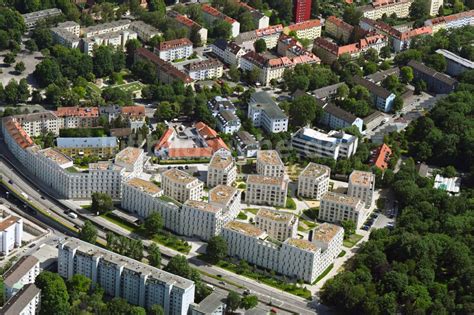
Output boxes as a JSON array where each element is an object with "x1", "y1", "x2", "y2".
[
  {"x1": 319, "y1": 192, "x2": 366, "y2": 229},
  {"x1": 254, "y1": 208, "x2": 298, "y2": 241},
  {"x1": 348, "y1": 170, "x2": 375, "y2": 208},
  {"x1": 207, "y1": 149, "x2": 237, "y2": 187},
  {"x1": 256, "y1": 150, "x2": 285, "y2": 177},
  {"x1": 297, "y1": 162, "x2": 330, "y2": 200},
  {"x1": 245, "y1": 175, "x2": 288, "y2": 207},
  {"x1": 162, "y1": 168, "x2": 204, "y2": 203}
]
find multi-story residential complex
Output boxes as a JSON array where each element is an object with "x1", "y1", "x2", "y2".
[
  {"x1": 135, "y1": 47, "x2": 193, "y2": 85},
  {"x1": 51, "y1": 21, "x2": 81, "y2": 49},
  {"x1": 247, "y1": 91, "x2": 288, "y2": 133},
  {"x1": 202, "y1": 4, "x2": 240, "y2": 38},
  {"x1": 0, "y1": 215, "x2": 22, "y2": 256},
  {"x1": 82, "y1": 19, "x2": 130, "y2": 37},
  {"x1": 429, "y1": 0, "x2": 443, "y2": 16},
  {"x1": 121, "y1": 106, "x2": 146, "y2": 130},
  {"x1": 277, "y1": 34, "x2": 316, "y2": 58},
  {"x1": 436, "y1": 49, "x2": 474, "y2": 76},
  {"x1": 245, "y1": 175, "x2": 288, "y2": 207},
  {"x1": 293, "y1": 0, "x2": 312, "y2": 23},
  {"x1": 167, "y1": 11, "x2": 208, "y2": 44},
  {"x1": 319, "y1": 192, "x2": 366, "y2": 228},
  {"x1": 83, "y1": 26, "x2": 137, "y2": 55},
  {"x1": 3, "y1": 256, "x2": 40, "y2": 299},
  {"x1": 291, "y1": 127, "x2": 359, "y2": 160},
  {"x1": 319, "y1": 102, "x2": 364, "y2": 132},
  {"x1": 180, "y1": 200, "x2": 225, "y2": 241},
  {"x1": 359, "y1": 0, "x2": 412, "y2": 20},
  {"x1": 58, "y1": 238, "x2": 195, "y2": 314},
  {"x1": 114, "y1": 146, "x2": 146, "y2": 178},
  {"x1": 185, "y1": 58, "x2": 224, "y2": 80},
  {"x1": 154, "y1": 38, "x2": 193, "y2": 62},
  {"x1": 353, "y1": 76, "x2": 396, "y2": 112},
  {"x1": 129, "y1": 20, "x2": 162, "y2": 42},
  {"x1": 208, "y1": 185, "x2": 241, "y2": 221},
  {"x1": 313, "y1": 34, "x2": 387, "y2": 64},
  {"x1": 348, "y1": 170, "x2": 375, "y2": 208},
  {"x1": 408, "y1": 60, "x2": 458, "y2": 94},
  {"x1": 234, "y1": 130, "x2": 260, "y2": 158},
  {"x1": 425, "y1": 10, "x2": 474, "y2": 33},
  {"x1": 56, "y1": 137, "x2": 118, "y2": 158},
  {"x1": 207, "y1": 149, "x2": 237, "y2": 187},
  {"x1": 0, "y1": 283, "x2": 41, "y2": 315},
  {"x1": 256, "y1": 150, "x2": 285, "y2": 177},
  {"x1": 240, "y1": 50, "x2": 319, "y2": 86},
  {"x1": 283, "y1": 19, "x2": 322, "y2": 40},
  {"x1": 55, "y1": 106, "x2": 100, "y2": 129},
  {"x1": 207, "y1": 96, "x2": 236, "y2": 115},
  {"x1": 325, "y1": 16, "x2": 354, "y2": 43},
  {"x1": 254, "y1": 208, "x2": 298, "y2": 241},
  {"x1": 162, "y1": 168, "x2": 204, "y2": 203},
  {"x1": 11, "y1": 111, "x2": 60, "y2": 137},
  {"x1": 310, "y1": 223, "x2": 343, "y2": 271},
  {"x1": 298, "y1": 163, "x2": 330, "y2": 200},
  {"x1": 236, "y1": 1, "x2": 270, "y2": 29},
  {"x1": 216, "y1": 110, "x2": 241, "y2": 134},
  {"x1": 23, "y1": 8, "x2": 62, "y2": 30},
  {"x1": 235, "y1": 24, "x2": 284, "y2": 50},
  {"x1": 211, "y1": 39, "x2": 246, "y2": 67}
]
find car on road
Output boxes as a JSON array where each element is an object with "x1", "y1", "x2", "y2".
[
  {"x1": 8, "y1": 179, "x2": 13, "y2": 184},
  {"x1": 219, "y1": 281, "x2": 226, "y2": 285},
  {"x1": 40, "y1": 196, "x2": 45, "y2": 200},
  {"x1": 217, "y1": 274, "x2": 222, "y2": 278},
  {"x1": 28, "y1": 243, "x2": 35, "y2": 248},
  {"x1": 362, "y1": 225, "x2": 369, "y2": 231}
]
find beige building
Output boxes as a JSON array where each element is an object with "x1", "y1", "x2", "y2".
[
  {"x1": 311, "y1": 223, "x2": 343, "y2": 271},
  {"x1": 207, "y1": 149, "x2": 237, "y2": 187},
  {"x1": 254, "y1": 208, "x2": 298, "y2": 241},
  {"x1": 319, "y1": 192, "x2": 366, "y2": 229},
  {"x1": 360, "y1": 0, "x2": 412, "y2": 20},
  {"x1": 283, "y1": 19, "x2": 321, "y2": 40},
  {"x1": 347, "y1": 170, "x2": 375, "y2": 208},
  {"x1": 297, "y1": 163, "x2": 330, "y2": 200},
  {"x1": 162, "y1": 168, "x2": 204, "y2": 203},
  {"x1": 256, "y1": 150, "x2": 285, "y2": 177},
  {"x1": 429, "y1": 0, "x2": 443, "y2": 15},
  {"x1": 208, "y1": 185, "x2": 241, "y2": 221},
  {"x1": 129, "y1": 20, "x2": 162, "y2": 42},
  {"x1": 180, "y1": 200, "x2": 225, "y2": 241},
  {"x1": 245, "y1": 175, "x2": 288, "y2": 207}
]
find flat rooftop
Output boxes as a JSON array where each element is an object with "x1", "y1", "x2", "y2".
[
  {"x1": 209, "y1": 150, "x2": 234, "y2": 169},
  {"x1": 208, "y1": 185, "x2": 239, "y2": 205},
  {"x1": 349, "y1": 170, "x2": 375, "y2": 187},
  {"x1": 312, "y1": 223, "x2": 343, "y2": 243},
  {"x1": 184, "y1": 200, "x2": 222, "y2": 213},
  {"x1": 191, "y1": 291, "x2": 226, "y2": 314},
  {"x1": 126, "y1": 178, "x2": 162, "y2": 195},
  {"x1": 285, "y1": 238, "x2": 318, "y2": 252},
  {"x1": 3, "y1": 255, "x2": 39, "y2": 287},
  {"x1": 61, "y1": 238, "x2": 194, "y2": 290},
  {"x1": 0, "y1": 215, "x2": 21, "y2": 231},
  {"x1": 300, "y1": 162, "x2": 330, "y2": 179},
  {"x1": 38, "y1": 148, "x2": 73, "y2": 166},
  {"x1": 224, "y1": 221, "x2": 264, "y2": 238},
  {"x1": 163, "y1": 168, "x2": 197, "y2": 184},
  {"x1": 115, "y1": 147, "x2": 142, "y2": 166},
  {"x1": 256, "y1": 208, "x2": 294, "y2": 223},
  {"x1": 247, "y1": 175, "x2": 286, "y2": 186},
  {"x1": 322, "y1": 192, "x2": 362, "y2": 208},
  {"x1": 257, "y1": 150, "x2": 283, "y2": 167}
]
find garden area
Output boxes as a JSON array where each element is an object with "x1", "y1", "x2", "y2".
[{"x1": 343, "y1": 234, "x2": 363, "y2": 248}]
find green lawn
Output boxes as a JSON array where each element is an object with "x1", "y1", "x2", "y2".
[
  {"x1": 243, "y1": 208, "x2": 259, "y2": 215},
  {"x1": 86, "y1": 82, "x2": 101, "y2": 95},
  {"x1": 237, "y1": 212, "x2": 248, "y2": 220},
  {"x1": 343, "y1": 234, "x2": 364, "y2": 248},
  {"x1": 313, "y1": 264, "x2": 333, "y2": 284},
  {"x1": 338, "y1": 250, "x2": 346, "y2": 258},
  {"x1": 303, "y1": 208, "x2": 319, "y2": 220},
  {"x1": 113, "y1": 81, "x2": 144, "y2": 93}
]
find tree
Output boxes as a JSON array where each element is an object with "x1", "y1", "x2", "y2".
[
  {"x1": 149, "y1": 0, "x2": 166, "y2": 15},
  {"x1": 91, "y1": 192, "x2": 113, "y2": 215},
  {"x1": 107, "y1": 298, "x2": 132, "y2": 314},
  {"x1": 79, "y1": 220, "x2": 98, "y2": 244},
  {"x1": 289, "y1": 94, "x2": 322, "y2": 129},
  {"x1": 226, "y1": 291, "x2": 241, "y2": 312},
  {"x1": 240, "y1": 295, "x2": 258, "y2": 310},
  {"x1": 341, "y1": 220, "x2": 356, "y2": 238},
  {"x1": 3, "y1": 53, "x2": 15, "y2": 65},
  {"x1": 148, "y1": 243, "x2": 162, "y2": 267},
  {"x1": 393, "y1": 96, "x2": 404, "y2": 112},
  {"x1": 343, "y1": 6, "x2": 362, "y2": 25},
  {"x1": 31, "y1": 26, "x2": 53, "y2": 50},
  {"x1": 35, "y1": 272, "x2": 70, "y2": 314},
  {"x1": 93, "y1": 46, "x2": 114, "y2": 78},
  {"x1": 424, "y1": 54, "x2": 447, "y2": 72},
  {"x1": 17, "y1": 79, "x2": 30, "y2": 103},
  {"x1": 102, "y1": 87, "x2": 133, "y2": 106},
  {"x1": 380, "y1": 45, "x2": 391, "y2": 59},
  {"x1": 228, "y1": 65, "x2": 240, "y2": 82},
  {"x1": 165, "y1": 255, "x2": 191, "y2": 278},
  {"x1": 382, "y1": 74, "x2": 400, "y2": 92},
  {"x1": 254, "y1": 38, "x2": 267, "y2": 53},
  {"x1": 149, "y1": 304, "x2": 165, "y2": 315},
  {"x1": 211, "y1": 19, "x2": 232, "y2": 39},
  {"x1": 154, "y1": 101, "x2": 178, "y2": 121},
  {"x1": 67, "y1": 274, "x2": 91, "y2": 302},
  {"x1": 336, "y1": 84, "x2": 350, "y2": 99},
  {"x1": 144, "y1": 212, "x2": 164, "y2": 236},
  {"x1": 34, "y1": 58, "x2": 62, "y2": 87},
  {"x1": 245, "y1": 68, "x2": 261, "y2": 85},
  {"x1": 409, "y1": 0, "x2": 428, "y2": 20},
  {"x1": 14, "y1": 61, "x2": 25, "y2": 73},
  {"x1": 400, "y1": 66, "x2": 414, "y2": 84},
  {"x1": 4, "y1": 79, "x2": 19, "y2": 105},
  {"x1": 206, "y1": 236, "x2": 228, "y2": 262}
]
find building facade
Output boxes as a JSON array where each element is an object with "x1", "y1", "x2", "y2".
[
  {"x1": 154, "y1": 38, "x2": 193, "y2": 62},
  {"x1": 256, "y1": 150, "x2": 285, "y2": 177},
  {"x1": 293, "y1": 0, "x2": 312, "y2": 23},
  {"x1": 319, "y1": 192, "x2": 366, "y2": 229},
  {"x1": 248, "y1": 91, "x2": 289, "y2": 133},
  {"x1": 234, "y1": 130, "x2": 260, "y2": 158},
  {"x1": 254, "y1": 208, "x2": 298, "y2": 241},
  {"x1": 408, "y1": 60, "x2": 458, "y2": 94},
  {"x1": 3, "y1": 256, "x2": 40, "y2": 300},
  {"x1": 297, "y1": 162, "x2": 330, "y2": 200},
  {"x1": 283, "y1": 19, "x2": 322, "y2": 40},
  {"x1": 0, "y1": 283, "x2": 41, "y2": 315},
  {"x1": 0, "y1": 216, "x2": 23, "y2": 256},
  {"x1": 186, "y1": 58, "x2": 224, "y2": 80},
  {"x1": 180, "y1": 200, "x2": 225, "y2": 241},
  {"x1": 245, "y1": 175, "x2": 288, "y2": 207},
  {"x1": 348, "y1": 170, "x2": 375, "y2": 208},
  {"x1": 207, "y1": 149, "x2": 237, "y2": 187},
  {"x1": 162, "y1": 169, "x2": 204, "y2": 203},
  {"x1": 202, "y1": 4, "x2": 240, "y2": 38}
]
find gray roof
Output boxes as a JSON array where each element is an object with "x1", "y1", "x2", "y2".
[
  {"x1": 408, "y1": 60, "x2": 458, "y2": 86},
  {"x1": 3, "y1": 256, "x2": 39, "y2": 287},
  {"x1": 363, "y1": 110, "x2": 384, "y2": 124},
  {"x1": 192, "y1": 291, "x2": 226, "y2": 314},
  {"x1": 57, "y1": 137, "x2": 118, "y2": 148},
  {"x1": 235, "y1": 130, "x2": 258, "y2": 146},
  {"x1": 365, "y1": 67, "x2": 400, "y2": 83},
  {"x1": 323, "y1": 103, "x2": 359, "y2": 123},
  {"x1": 250, "y1": 91, "x2": 287, "y2": 120},
  {"x1": 436, "y1": 49, "x2": 474, "y2": 69},
  {"x1": 312, "y1": 82, "x2": 344, "y2": 99},
  {"x1": 218, "y1": 109, "x2": 240, "y2": 123},
  {"x1": 353, "y1": 76, "x2": 393, "y2": 99},
  {"x1": 1, "y1": 284, "x2": 40, "y2": 315}
]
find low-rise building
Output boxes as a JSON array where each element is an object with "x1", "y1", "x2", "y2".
[
  {"x1": 325, "y1": 16, "x2": 354, "y2": 43},
  {"x1": 320, "y1": 102, "x2": 364, "y2": 132},
  {"x1": 359, "y1": 0, "x2": 412, "y2": 20},
  {"x1": 185, "y1": 58, "x2": 223, "y2": 80},
  {"x1": 353, "y1": 76, "x2": 395, "y2": 112},
  {"x1": 56, "y1": 137, "x2": 118, "y2": 158},
  {"x1": 51, "y1": 21, "x2": 81, "y2": 49},
  {"x1": 55, "y1": 106, "x2": 100, "y2": 129},
  {"x1": 211, "y1": 39, "x2": 246, "y2": 67},
  {"x1": 190, "y1": 292, "x2": 226, "y2": 315},
  {"x1": 83, "y1": 29, "x2": 137, "y2": 56},
  {"x1": 256, "y1": 150, "x2": 285, "y2": 177},
  {"x1": 408, "y1": 60, "x2": 458, "y2": 94},
  {"x1": 0, "y1": 215, "x2": 22, "y2": 256},
  {"x1": 129, "y1": 20, "x2": 161, "y2": 42},
  {"x1": 425, "y1": 10, "x2": 474, "y2": 33},
  {"x1": 235, "y1": 24, "x2": 283, "y2": 50},
  {"x1": 436, "y1": 49, "x2": 474, "y2": 76},
  {"x1": 248, "y1": 91, "x2": 288, "y2": 133},
  {"x1": 208, "y1": 96, "x2": 236, "y2": 115},
  {"x1": 58, "y1": 238, "x2": 195, "y2": 314},
  {"x1": 0, "y1": 283, "x2": 41, "y2": 315},
  {"x1": 319, "y1": 192, "x2": 366, "y2": 228},
  {"x1": 23, "y1": 8, "x2": 62, "y2": 30},
  {"x1": 207, "y1": 149, "x2": 237, "y2": 187},
  {"x1": 202, "y1": 4, "x2": 240, "y2": 38},
  {"x1": 297, "y1": 162, "x2": 330, "y2": 200},
  {"x1": 180, "y1": 200, "x2": 225, "y2": 241},
  {"x1": 245, "y1": 175, "x2": 288, "y2": 207},
  {"x1": 371, "y1": 143, "x2": 392, "y2": 170},
  {"x1": 121, "y1": 105, "x2": 146, "y2": 131},
  {"x1": 236, "y1": 1, "x2": 269, "y2": 29},
  {"x1": 155, "y1": 38, "x2": 193, "y2": 62},
  {"x1": 208, "y1": 185, "x2": 241, "y2": 221},
  {"x1": 114, "y1": 146, "x2": 145, "y2": 178},
  {"x1": 3, "y1": 256, "x2": 40, "y2": 300},
  {"x1": 291, "y1": 127, "x2": 359, "y2": 160},
  {"x1": 348, "y1": 170, "x2": 375, "y2": 208},
  {"x1": 234, "y1": 130, "x2": 260, "y2": 158},
  {"x1": 168, "y1": 11, "x2": 208, "y2": 44},
  {"x1": 283, "y1": 19, "x2": 322, "y2": 40},
  {"x1": 254, "y1": 208, "x2": 298, "y2": 241},
  {"x1": 216, "y1": 110, "x2": 241, "y2": 134},
  {"x1": 162, "y1": 168, "x2": 204, "y2": 203}
]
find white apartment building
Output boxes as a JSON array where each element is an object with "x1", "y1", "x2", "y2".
[
  {"x1": 291, "y1": 128, "x2": 359, "y2": 160},
  {"x1": 234, "y1": 130, "x2": 260, "y2": 158},
  {"x1": 235, "y1": 24, "x2": 284, "y2": 50},
  {"x1": 256, "y1": 150, "x2": 285, "y2": 178},
  {"x1": 55, "y1": 106, "x2": 100, "y2": 129},
  {"x1": 3, "y1": 256, "x2": 40, "y2": 299},
  {"x1": 202, "y1": 4, "x2": 240, "y2": 38},
  {"x1": 348, "y1": 170, "x2": 376, "y2": 208},
  {"x1": 185, "y1": 58, "x2": 223, "y2": 80},
  {"x1": 283, "y1": 19, "x2": 322, "y2": 40},
  {"x1": 82, "y1": 20, "x2": 132, "y2": 38},
  {"x1": 319, "y1": 192, "x2": 366, "y2": 229},
  {"x1": 429, "y1": 0, "x2": 443, "y2": 15},
  {"x1": 154, "y1": 38, "x2": 193, "y2": 62},
  {"x1": 129, "y1": 20, "x2": 162, "y2": 42},
  {"x1": 168, "y1": 11, "x2": 208, "y2": 44},
  {"x1": 51, "y1": 21, "x2": 81, "y2": 49},
  {"x1": 311, "y1": 223, "x2": 343, "y2": 272},
  {"x1": 180, "y1": 200, "x2": 225, "y2": 241},
  {"x1": 245, "y1": 175, "x2": 288, "y2": 207},
  {"x1": 58, "y1": 238, "x2": 195, "y2": 314},
  {"x1": 208, "y1": 185, "x2": 241, "y2": 221},
  {"x1": 254, "y1": 208, "x2": 298, "y2": 241},
  {"x1": 83, "y1": 30, "x2": 137, "y2": 56},
  {"x1": 248, "y1": 91, "x2": 288, "y2": 133},
  {"x1": 1, "y1": 284, "x2": 41, "y2": 315},
  {"x1": 0, "y1": 215, "x2": 22, "y2": 256},
  {"x1": 13, "y1": 112, "x2": 60, "y2": 137},
  {"x1": 207, "y1": 149, "x2": 237, "y2": 187},
  {"x1": 360, "y1": 0, "x2": 412, "y2": 20},
  {"x1": 22, "y1": 8, "x2": 61, "y2": 30},
  {"x1": 279, "y1": 238, "x2": 323, "y2": 283},
  {"x1": 114, "y1": 146, "x2": 145, "y2": 178},
  {"x1": 210, "y1": 39, "x2": 246, "y2": 67},
  {"x1": 162, "y1": 169, "x2": 204, "y2": 203},
  {"x1": 216, "y1": 110, "x2": 241, "y2": 134},
  {"x1": 298, "y1": 163, "x2": 330, "y2": 200}
]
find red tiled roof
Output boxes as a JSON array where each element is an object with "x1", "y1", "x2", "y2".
[
  {"x1": 373, "y1": 143, "x2": 392, "y2": 170},
  {"x1": 169, "y1": 147, "x2": 214, "y2": 158},
  {"x1": 326, "y1": 16, "x2": 353, "y2": 32},
  {"x1": 202, "y1": 4, "x2": 237, "y2": 24},
  {"x1": 207, "y1": 137, "x2": 228, "y2": 152},
  {"x1": 3, "y1": 118, "x2": 34, "y2": 149},
  {"x1": 157, "y1": 38, "x2": 193, "y2": 51},
  {"x1": 287, "y1": 19, "x2": 321, "y2": 31},
  {"x1": 55, "y1": 106, "x2": 99, "y2": 117},
  {"x1": 196, "y1": 121, "x2": 218, "y2": 139},
  {"x1": 155, "y1": 128, "x2": 174, "y2": 150},
  {"x1": 121, "y1": 106, "x2": 145, "y2": 117}
]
